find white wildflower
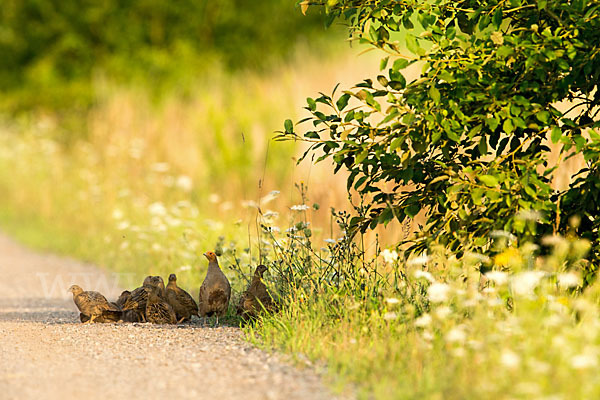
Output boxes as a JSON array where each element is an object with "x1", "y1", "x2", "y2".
[
  {"x1": 421, "y1": 330, "x2": 434, "y2": 341},
  {"x1": 241, "y1": 200, "x2": 259, "y2": 208},
  {"x1": 571, "y1": 354, "x2": 598, "y2": 370},
  {"x1": 385, "y1": 297, "x2": 400, "y2": 305},
  {"x1": 485, "y1": 270, "x2": 509, "y2": 286},
  {"x1": 152, "y1": 243, "x2": 162, "y2": 252},
  {"x1": 435, "y1": 306, "x2": 452, "y2": 319},
  {"x1": 500, "y1": 350, "x2": 521, "y2": 369},
  {"x1": 511, "y1": 270, "x2": 546, "y2": 297},
  {"x1": 452, "y1": 348, "x2": 466, "y2": 358},
  {"x1": 381, "y1": 249, "x2": 399, "y2": 264},
  {"x1": 116, "y1": 221, "x2": 130, "y2": 231},
  {"x1": 557, "y1": 272, "x2": 580, "y2": 289},
  {"x1": 482, "y1": 287, "x2": 496, "y2": 295},
  {"x1": 383, "y1": 312, "x2": 398, "y2": 321},
  {"x1": 179, "y1": 265, "x2": 192, "y2": 271},
  {"x1": 148, "y1": 202, "x2": 167, "y2": 217},
  {"x1": 290, "y1": 204, "x2": 310, "y2": 211},
  {"x1": 528, "y1": 359, "x2": 551, "y2": 374},
  {"x1": 220, "y1": 201, "x2": 233, "y2": 211},
  {"x1": 150, "y1": 162, "x2": 170, "y2": 173},
  {"x1": 490, "y1": 230, "x2": 517, "y2": 241},
  {"x1": 112, "y1": 208, "x2": 124, "y2": 220},
  {"x1": 407, "y1": 255, "x2": 430, "y2": 267},
  {"x1": 324, "y1": 238, "x2": 336, "y2": 244},
  {"x1": 176, "y1": 175, "x2": 193, "y2": 192},
  {"x1": 445, "y1": 326, "x2": 466, "y2": 343},
  {"x1": 413, "y1": 270, "x2": 435, "y2": 283},
  {"x1": 487, "y1": 298, "x2": 504, "y2": 307},
  {"x1": 517, "y1": 209, "x2": 542, "y2": 221},
  {"x1": 165, "y1": 216, "x2": 182, "y2": 227},
  {"x1": 415, "y1": 313, "x2": 432, "y2": 328},
  {"x1": 208, "y1": 193, "x2": 220, "y2": 204},
  {"x1": 120, "y1": 241, "x2": 129, "y2": 250},
  {"x1": 428, "y1": 282, "x2": 451, "y2": 303}
]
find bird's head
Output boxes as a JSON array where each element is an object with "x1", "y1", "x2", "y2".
[
  {"x1": 142, "y1": 275, "x2": 153, "y2": 286},
  {"x1": 68, "y1": 285, "x2": 83, "y2": 295},
  {"x1": 203, "y1": 251, "x2": 218, "y2": 263},
  {"x1": 168, "y1": 273, "x2": 177, "y2": 282},
  {"x1": 117, "y1": 290, "x2": 130, "y2": 302},
  {"x1": 255, "y1": 264, "x2": 268, "y2": 277},
  {"x1": 152, "y1": 276, "x2": 165, "y2": 290}
]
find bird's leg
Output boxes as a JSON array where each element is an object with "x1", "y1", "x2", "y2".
[
  {"x1": 85, "y1": 315, "x2": 96, "y2": 324},
  {"x1": 177, "y1": 317, "x2": 185, "y2": 324},
  {"x1": 214, "y1": 315, "x2": 219, "y2": 327}
]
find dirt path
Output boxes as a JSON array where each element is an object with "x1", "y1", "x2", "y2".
[{"x1": 0, "y1": 233, "x2": 339, "y2": 400}]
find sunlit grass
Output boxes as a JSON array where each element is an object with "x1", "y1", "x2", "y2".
[{"x1": 1, "y1": 46, "x2": 597, "y2": 400}]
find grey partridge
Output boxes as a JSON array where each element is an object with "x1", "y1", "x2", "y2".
[{"x1": 198, "y1": 251, "x2": 231, "y2": 326}]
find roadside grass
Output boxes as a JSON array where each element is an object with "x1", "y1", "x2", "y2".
[{"x1": 1, "y1": 50, "x2": 599, "y2": 399}]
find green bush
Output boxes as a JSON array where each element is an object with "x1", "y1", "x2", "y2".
[{"x1": 280, "y1": 0, "x2": 600, "y2": 275}]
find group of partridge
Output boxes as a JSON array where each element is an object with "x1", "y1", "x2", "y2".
[{"x1": 68, "y1": 251, "x2": 272, "y2": 325}]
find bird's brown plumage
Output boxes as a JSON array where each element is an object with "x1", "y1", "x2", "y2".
[
  {"x1": 121, "y1": 276, "x2": 162, "y2": 322},
  {"x1": 145, "y1": 286, "x2": 177, "y2": 324},
  {"x1": 198, "y1": 251, "x2": 231, "y2": 323},
  {"x1": 236, "y1": 265, "x2": 273, "y2": 320},
  {"x1": 166, "y1": 273, "x2": 199, "y2": 322},
  {"x1": 68, "y1": 285, "x2": 122, "y2": 323}
]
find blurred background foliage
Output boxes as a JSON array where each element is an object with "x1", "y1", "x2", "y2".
[{"x1": 0, "y1": 0, "x2": 334, "y2": 113}]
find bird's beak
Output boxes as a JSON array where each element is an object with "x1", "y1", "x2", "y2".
[{"x1": 202, "y1": 252, "x2": 208, "y2": 258}]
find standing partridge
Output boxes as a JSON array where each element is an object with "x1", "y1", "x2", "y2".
[{"x1": 198, "y1": 251, "x2": 231, "y2": 326}]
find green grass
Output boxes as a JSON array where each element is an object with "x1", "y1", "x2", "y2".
[{"x1": 2, "y1": 55, "x2": 600, "y2": 400}]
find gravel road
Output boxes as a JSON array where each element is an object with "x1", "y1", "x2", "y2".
[{"x1": 0, "y1": 233, "x2": 339, "y2": 400}]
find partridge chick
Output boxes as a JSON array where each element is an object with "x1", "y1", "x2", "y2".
[
  {"x1": 68, "y1": 285, "x2": 122, "y2": 323},
  {"x1": 236, "y1": 265, "x2": 274, "y2": 321},
  {"x1": 166, "y1": 273, "x2": 199, "y2": 323},
  {"x1": 145, "y1": 285, "x2": 177, "y2": 324}
]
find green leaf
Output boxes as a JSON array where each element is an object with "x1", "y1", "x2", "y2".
[
  {"x1": 429, "y1": 86, "x2": 441, "y2": 104},
  {"x1": 503, "y1": 119, "x2": 514, "y2": 134},
  {"x1": 479, "y1": 175, "x2": 499, "y2": 187},
  {"x1": 497, "y1": 46, "x2": 514, "y2": 58},
  {"x1": 336, "y1": 94, "x2": 351, "y2": 111},
  {"x1": 380, "y1": 56, "x2": 389, "y2": 71},
  {"x1": 377, "y1": 75, "x2": 389, "y2": 87},
  {"x1": 478, "y1": 136, "x2": 488, "y2": 155},
  {"x1": 446, "y1": 130, "x2": 461, "y2": 142},
  {"x1": 405, "y1": 34, "x2": 421, "y2": 56},
  {"x1": 393, "y1": 58, "x2": 409, "y2": 71},
  {"x1": 432, "y1": 130, "x2": 442, "y2": 144},
  {"x1": 307, "y1": 97, "x2": 316, "y2": 111},
  {"x1": 284, "y1": 119, "x2": 294, "y2": 133},
  {"x1": 551, "y1": 126, "x2": 562, "y2": 143},
  {"x1": 493, "y1": 9, "x2": 503, "y2": 29},
  {"x1": 390, "y1": 137, "x2": 404, "y2": 151},
  {"x1": 471, "y1": 187, "x2": 485, "y2": 205},
  {"x1": 536, "y1": 111, "x2": 550, "y2": 124},
  {"x1": 354, "y1": 149, "x2": 368, "y2": 165},
  {"x1": 405, "y1": 203, "x2": 421, "y2": 217}
]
